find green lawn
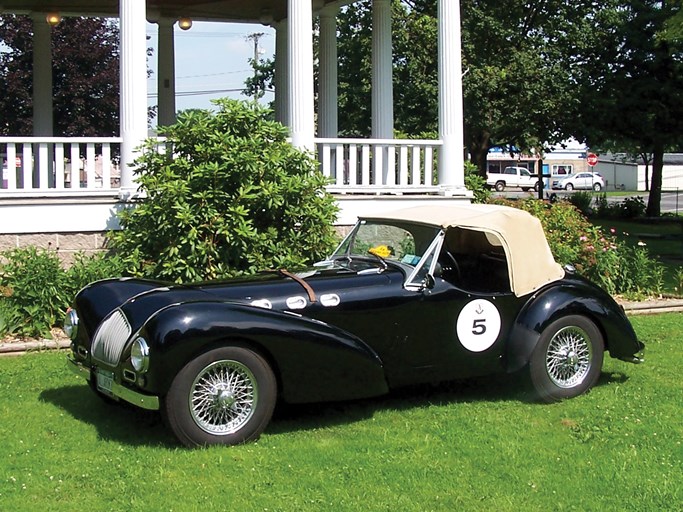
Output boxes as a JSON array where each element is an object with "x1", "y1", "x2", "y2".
[{"x1": 0, "y1": 314, "x2": 681, "y2": 511}]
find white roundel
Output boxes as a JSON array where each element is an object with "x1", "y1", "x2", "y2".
[{"x1": 456, "y1": 299, "x2": 502, "y2": 352}]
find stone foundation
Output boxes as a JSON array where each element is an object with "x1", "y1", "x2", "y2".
[{"x1": 0, "y1": 232, "x2": 109, "y2": 267}]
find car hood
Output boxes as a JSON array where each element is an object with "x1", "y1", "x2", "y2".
[{"x1": 74, "y1": 265, "x2": 393, "y2": 338}]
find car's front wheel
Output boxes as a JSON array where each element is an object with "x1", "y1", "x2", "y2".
[
  {"x1": 162, "y1": 345, "x2": 277, "y2": 447},
  {"x1": 528, "y1": 315, "x2": 604, "y2": 402}
]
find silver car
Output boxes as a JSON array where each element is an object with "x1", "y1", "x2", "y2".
[{"x1": 552, "y1": 172, "x2": 605, "y2": 191}]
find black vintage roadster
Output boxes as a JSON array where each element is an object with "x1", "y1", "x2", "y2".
[{"x1": 66, "y1": 204, "x2": 644, "y2": 447}]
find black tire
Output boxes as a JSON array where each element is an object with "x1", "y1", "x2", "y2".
[
  {"x1": 565, "y1": 183, "x2": 574, "y2": 191},
  {"x1": 162, "y1": 346, "x2": 277, "y2": 447},
  {"x1": 534, "y1": 180, "x2": 541, "y2": 192},
  {"x1": 495, "y1": 181, "x2": 505, "y2": 192},
  {"x1": 528, "y1": 315, "x2": 604, "y2": 403},
  {"x1": 593, "y1": 183, "x2": 602, "y2": 191},
  {"x1": 522, "y1": 187, "x2": 530, "y2": 192}
]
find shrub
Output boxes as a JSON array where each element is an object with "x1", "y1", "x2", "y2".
[
  {"x1": 489, "y1": 197, "x2": 663, "y2": 297},
  {"x1": 0, "y1": 247, "x2": 69, "y2": 338},
  {"x1": 621, "y1": 196, "x2": 646, "y2": 218},
  {"x1": 567, "y1": 191, "x2": 594, "y2": 216},
  {"x1": 0, "y1": 248, "x2": 126, "y2": 339},
  {"x1": 465, "y1": 161, "x2": 490, "y2": 204},
  {"x1": 108, "y1": 99, "x2": 340, "y2": 283},
  {"x1": 594, "y1": 193, "x2": 646, "y2": 219},
  {"x1": 64, "y1": 252, "x2": 127, "y2": 298}
]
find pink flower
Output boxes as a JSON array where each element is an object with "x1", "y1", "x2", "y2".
[
  {"x1": 610, "y1": 228, "x2": 616, "y2": 234},
  {"x1": 580, "y1": 236, "x2": 588, "y2": 242}
]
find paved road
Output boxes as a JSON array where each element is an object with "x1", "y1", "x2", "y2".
[{"x1": 493, "y1": 189, "x2": 682, "y2": 215}]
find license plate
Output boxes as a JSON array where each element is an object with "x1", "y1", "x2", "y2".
[{"x1": 95, "y1": 368, "x2": 114, "y2": 395}]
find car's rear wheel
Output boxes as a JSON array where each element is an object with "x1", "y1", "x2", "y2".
[
  {"x1": 565, "y1": 183, "x2": 574, "y2": 191},
  {"x1": 528, "y1": 315, "x2": 604, "y2": 402},
  {"x1": 593, "y1": 183, "x2": 602, "y2": 191},
  {"x1": 534, "y1": 180, "x2": 541, "y2": 191},
  {"x1": 495, "y1": 181, "x2": 505, "y2": 192},
  {"x1": 162, "y1": 346, "x2": 276, "y2": 447}
]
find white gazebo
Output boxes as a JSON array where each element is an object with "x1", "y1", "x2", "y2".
[{"x1": 0, "y1": 0, "x2": 470, "y2": 254}]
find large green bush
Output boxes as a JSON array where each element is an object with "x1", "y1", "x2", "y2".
[
  {"x1": 490, "y1": 198, "x2": 663, "y2": 297},
  {"x1": 108, "y1": 99, "x2": 339, "y2": 283}
]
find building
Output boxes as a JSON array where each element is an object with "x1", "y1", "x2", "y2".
[{"x1": 0, "y1": 0, "x2": 471, "y2": 260}]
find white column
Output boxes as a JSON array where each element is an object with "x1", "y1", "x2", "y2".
[
  {"x1": 274, "y1": 20, "x2": 290, "y2": 127},
  {"x1": 438, "y1": 0, "x2": 465, "y2": 191},
  {"x1": 318, "y1": 7, "x2": 338, "y2": 138},
  {"x1": 371, "y1": 0, "x2": 393, "y2": 139},
  {"x1": 31, "y1": 14, "x2": 53, "y2": 137},
  {"x1": 288, "y1": 0, "x2": 315, "y2": 151},
  {"x1": 157, "y1": 18, "x2": 176, "y2": 127},
  {"x1": 119, "y1": 0, "x2": 149, "y2": 198}
]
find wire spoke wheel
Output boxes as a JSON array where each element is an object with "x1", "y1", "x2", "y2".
[
  {"x1": 190, "y1": 360, "x2": 258, "y2": 435},
  {"x1": 545, "y1": 326, "x2": 592, "y2": 388},
  {"x1": 163, "y1": 346, "x2": 276, "y2": 447},
  {"x1": 529, "y1": 315, "x2": 604, "y2": 402}
]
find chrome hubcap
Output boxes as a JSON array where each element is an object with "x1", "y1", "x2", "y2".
[
  {"x1": 545, "y1": 326, "x2": 592, "y2": 388},
  {"x1": 190, "y1": 360, "x2": 258, "y2": 435}
]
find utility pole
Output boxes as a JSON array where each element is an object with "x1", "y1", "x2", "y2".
[{"x1": 246, "y1": 32, "x2": 265, "y2": 100}]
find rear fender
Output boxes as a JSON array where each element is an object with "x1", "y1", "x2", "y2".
[
  {"x1": 505, "y1": 283, "x2": 641, "y2": 373},
  {"x1": 139, "y1": 302, "x2": 389, "y2": 404}
]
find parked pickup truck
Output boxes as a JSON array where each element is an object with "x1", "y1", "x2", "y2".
[{"x1": 487, "y1": 166, "x2": 540, "y2": 192}]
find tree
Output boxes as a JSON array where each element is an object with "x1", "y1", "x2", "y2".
[
  {"x1": 459, "y1": 0, "x2": 617, "y2": 175},
  {"x1": 0, "y1": 15, "x2": 119, "y2": 136},
  {"x1": 577, "y1": 0, "x2": 683, "y2": 216},
  {"x1": 326, "y1": 1, "x2": 610, "y2": 173}
]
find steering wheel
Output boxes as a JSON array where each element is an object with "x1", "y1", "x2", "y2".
[{"x1": 440, "y1": 251, "x2": 462, "y2": 284}]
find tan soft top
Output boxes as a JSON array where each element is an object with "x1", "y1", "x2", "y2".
[{"x1": 362, "y1": 204, "x2": 565, "y2": 297}]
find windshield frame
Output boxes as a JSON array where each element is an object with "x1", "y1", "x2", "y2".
[{"x1": 325, "y1": 219, "x2": 444, "y2": 290}]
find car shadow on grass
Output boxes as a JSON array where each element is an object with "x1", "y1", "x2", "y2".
[
  {"x1": 267, "y1": 369, "x2": 630, "y2": 437},
  {"x1": 39, "y1": 385, "x2": 175, "y2": 447},
  {"x1": 40, "y1": 370, "x2": 630, "y2": 447}
]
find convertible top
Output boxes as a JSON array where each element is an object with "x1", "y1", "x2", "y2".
[{"x1": 362, "y1": 204, "x2": 565, "y2": 297}]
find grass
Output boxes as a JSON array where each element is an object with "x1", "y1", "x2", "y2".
[
  {"x1": 0, "y1": 314, "x2": 681, "y2": 511},
  {"x1": 593, "y1": 218, "x2": 683, "y2": 295}
]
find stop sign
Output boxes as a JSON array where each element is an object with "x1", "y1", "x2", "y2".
[{"x1": 587, "y1": 153, "x2": 598, "y2": 166}]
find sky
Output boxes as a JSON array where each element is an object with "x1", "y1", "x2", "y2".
[{"x1": 145, "y1": 21, "x2": 276, "y2": 117}]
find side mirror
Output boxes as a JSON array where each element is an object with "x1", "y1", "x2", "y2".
[{"x1": 422, "y1": 273, "x2": 435, "y2": 290}]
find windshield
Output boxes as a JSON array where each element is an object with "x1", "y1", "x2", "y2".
[{"x1": 332, "y1": 220, "x2": 441, "y2": 268}]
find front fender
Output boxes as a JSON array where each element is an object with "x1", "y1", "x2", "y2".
[
  {"x1": 505, "y1": 281, "x2": 642, "y2": 373},
  {"x1": 138, "y1": 301, "x2": 389, "y2": 404}
]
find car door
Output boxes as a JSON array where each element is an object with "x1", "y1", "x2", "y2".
[{"x1": 575, "y1": 173, "x2": 591, "y2": 189}]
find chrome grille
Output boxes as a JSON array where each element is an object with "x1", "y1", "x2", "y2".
[{"x1": 91, "y1": 309, "x2": 132, "y2": 365}]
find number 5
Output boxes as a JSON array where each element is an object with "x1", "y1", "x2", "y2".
[{"x1": 472, "y1": 319, "x2": 486, "y2": 335}]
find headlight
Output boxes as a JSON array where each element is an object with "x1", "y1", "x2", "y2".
[
  {"x1": 130, "y1": 337, "x2": 150, "y2": 373},
  {"x1": 64, "y1": 308, "x2": 79, "y2": 340}
]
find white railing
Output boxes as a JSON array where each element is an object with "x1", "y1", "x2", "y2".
[
  {"x1": 0, "y1": 137, "x2": 122, "y2": 196},
  {"x1": 1, "y1": 136, "x2": 443, "y2": 198},
  {"x1": 316, "y1": 138, "x2": 442, "y2": 194}
]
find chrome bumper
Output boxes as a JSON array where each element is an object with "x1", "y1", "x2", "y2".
[{"x1": 67, "y1": 357, "x2": 160, "y2": 411}]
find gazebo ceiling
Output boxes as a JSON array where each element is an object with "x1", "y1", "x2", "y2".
[{"x1": 1, "y1": 1, "x2": 347, "y2": 24}]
